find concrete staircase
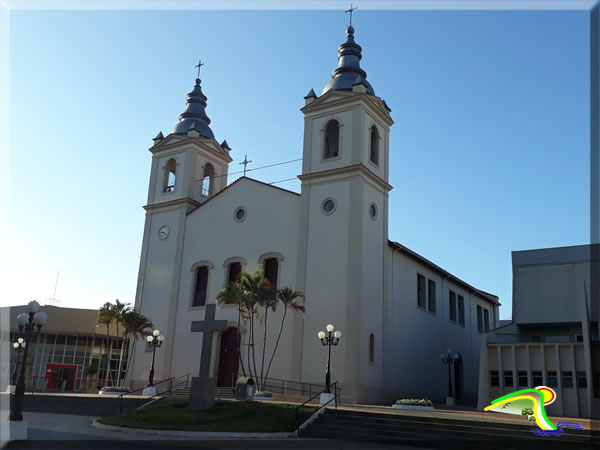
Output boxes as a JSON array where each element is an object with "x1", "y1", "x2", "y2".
[
  {"x1": 301, "y1": 408, "x2": 599, "y2": 449},
  {"x1": 171, "y1": 386, "x2": 235, "y2": 399}
]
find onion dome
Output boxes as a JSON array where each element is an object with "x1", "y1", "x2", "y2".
[
  {"x1": 322, "y1": 25, "x2": 375, "y2": 96},
  {"x1": 172, "y1": 78, "x2": 215, "y2": 139}
]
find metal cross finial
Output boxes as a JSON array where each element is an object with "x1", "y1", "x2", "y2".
[
  {"x1": 345, "y1": 3, "x2": 358, "y2": 25},
  {"x1": 240, "y1": 154, "x2": 252, "y2": 176},
  {"x1": 195, "y1": 59, "x2": 205, "y2": 79}
]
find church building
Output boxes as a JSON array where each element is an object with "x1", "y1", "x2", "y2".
[{"x1": 128, "y1": 24, "x2": 500, "y2": 405}]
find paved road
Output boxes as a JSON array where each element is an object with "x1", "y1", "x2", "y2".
[
  {"x1": 5, "y1": 440, "x2": 422, "y2": 449},
  {"x1": 1, "y1": 412, "x2": 427, "y2": 449}
]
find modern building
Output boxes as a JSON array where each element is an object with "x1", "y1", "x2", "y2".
[
  {"x1": 477, "y1": 244, "x2": 600, "y2": 418},
  {"x1": 129, "y1": 24, "x2": 500, "y2": 404},
  {"x1": 1, "y1": 305, "x2": 126, "y2": 392}
]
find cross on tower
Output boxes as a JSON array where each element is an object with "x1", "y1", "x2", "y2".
[
  {"x1": 195, "y1": 59, "x2": 205, "y2": 79},
  {"x1": 240, "y1": 154, "x2": 252, "y2": 176},
  {"x1": 190, "y1": 304, "x2": 228, "y2": 377},
  {"x1": 345, "y1": 3, "x2": 358, "y2": 25}
]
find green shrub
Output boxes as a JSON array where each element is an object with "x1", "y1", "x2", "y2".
[{"x1": 394, "y1": 399, "x2": 433, "y2": 407}]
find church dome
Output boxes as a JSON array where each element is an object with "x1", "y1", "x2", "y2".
[
  {"x1": 172, "y1": 78, "x2": 215, "y2": 139},
  {"x1": 322, "y1": 25, "x2": 375, "y2": 96}
]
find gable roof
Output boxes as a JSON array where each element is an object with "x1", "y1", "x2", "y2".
[
  {"x1": 388, "y1": 240, "x2": 500, "y2": 305},
  {"x1": 186, "y1": 176, "x2": 300, "y2": 216}
]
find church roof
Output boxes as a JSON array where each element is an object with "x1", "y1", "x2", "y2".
[
  {"x1": 186, "y1": 176, "x2": 299, "y2": 216},
  {"x1": 322, "y1": 25, "x2": 375, "y2": 96},
  {"x1": 388, "y1": 240, "x2": 500, "y2": 305},
  {"x1": 172, "y1": 78, "x2": 215, "y2": 139}
]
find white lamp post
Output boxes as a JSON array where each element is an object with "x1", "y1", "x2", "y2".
[
  {"x1": 10, "y1": 300, "x2": 48, "y2": 434},
  {"x1": 143, "y1": 329, "x2": 164, "y2": 396}
]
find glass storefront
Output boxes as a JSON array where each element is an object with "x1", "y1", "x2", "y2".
[{"x1": 8, "y1": 332, "x2": 127, "y2": 392}]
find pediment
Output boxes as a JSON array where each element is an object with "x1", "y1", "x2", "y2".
[
  {"x1": 301, "y1": 90, "x2": 393, "y2": 125},
  {"x1": 149, "y1": 133, "x2": 187, "y2": 152}
]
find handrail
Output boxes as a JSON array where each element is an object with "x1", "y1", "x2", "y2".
[
  {"x1": 295, "y1": 382, "x2": 339, "y2": 437},
  {"x1": 118, "y1": 377, "x2": 173, "y2": 415},
  {"x1": 229, "y1": 372, "x2": 328, "y2": 399}
]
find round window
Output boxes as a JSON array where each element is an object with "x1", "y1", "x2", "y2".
[
  {"x1": 369, "y1": 203, "x2": 377, "y2": 220},
  {"x1": 322, "y1": 198, "x2": 336, "y2": 215},
  {"x1": 234, "y1": 207, "x2": 247, "y2": 222}
]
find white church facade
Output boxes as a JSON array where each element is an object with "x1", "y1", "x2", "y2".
[{"x1": 128, "y1": 25, "x2": 500, "y2": 405}]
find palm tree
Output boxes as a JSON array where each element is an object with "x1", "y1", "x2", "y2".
[
  {"x1": 121, "y1": 310, "x2": 153, "y2": 384},
  {"x1": 97, "y1": 302, "x2": 116, "y2": 386},
  {"x1": 239, "y1": 271, "x2": 272, "y2": 388},
  {"x1": 216, "y1": 281, "x2": 249, "y2": 378},
  {"x1": 263, "y1": 287, "x2": 305, "y2": 389},
  {"x1": 111, "y1": 299, "x2": 132, "y2": 386}
]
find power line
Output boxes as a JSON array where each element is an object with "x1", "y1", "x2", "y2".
[
  {"x1": 194, "y1": 157, "x2": 302, "y2": 183},
  {"x1": 268, "y1": 177, "x2": 298, "y2": 185}
]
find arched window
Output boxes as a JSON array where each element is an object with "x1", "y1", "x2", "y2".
[
  {"x1": 324, "y1": 120, "x2": 340, "y2": 159},
  {"x1": 369, "y1": 126, "x2": 379, "y2": 165},
  {"x1": 192, "y1": 266, "x2": 209, "y2": 307},
  {"x1": 263, "y1": 258, "x2": 279, "y2": 291},
  {"x1": 369, "y1": 334, "x2": 375, "y2": 364},
  {"x1": 164, "y1": 159, "x2": 176, "y2": 192},
  {"x1": 202, "y1": 163, "x2": 215, "y2": 196}
]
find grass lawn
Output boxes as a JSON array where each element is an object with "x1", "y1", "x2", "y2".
[{"x1": 97, "y1": 397, "x2": 317, "y2": 432}]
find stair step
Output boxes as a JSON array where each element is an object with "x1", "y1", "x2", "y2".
[{"x1": 300, "y1": 409, "x2": 597, "y2": 449}]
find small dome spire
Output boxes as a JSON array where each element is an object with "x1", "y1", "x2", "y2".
[
  {"x1": 172, "y1": 78, "x2": 215, "y2": 139},
  {"x1": 322, "y1": 25, "x2": 375, "y2": 96}
]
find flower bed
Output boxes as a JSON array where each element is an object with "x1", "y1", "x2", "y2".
[
  {"x1": 99, "y1": 386, "x2": 130, "y2": 395},
  {"x1": 392, "y1": 399, "x2": 434, "y2": 411}
]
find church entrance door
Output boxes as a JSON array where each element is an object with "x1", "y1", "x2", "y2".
[{"x1": 217, "y1": 328, "x2": 239, "y2": 387}]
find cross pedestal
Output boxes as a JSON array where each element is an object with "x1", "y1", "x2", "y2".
[{"x1": 189, "y1": 304, "x2": 228, "y2": 410}]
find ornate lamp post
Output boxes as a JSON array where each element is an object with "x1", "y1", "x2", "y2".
[
  {"x1": 440, "y1": 348, "x2": 459, "y2": 406},
  {"x1": 318, "y1": 324, "x2": 342, "y2": 394},
  {"x1": 146, "y1": 329, "x2": 164, "y2": 389},
  {"x1": 11, "y1": 338, "x2": 26, "y2": 386},
  {"x1": 10, "y1": 300, "x2": 47, "y2": 422}
]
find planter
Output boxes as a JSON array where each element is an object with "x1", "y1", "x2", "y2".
[
  {"x1": 253, "y1": 391, "x2": 274, "y2": 401},
  {"x1": 392, "y1": 404, "x2": 434, "y2": 411}
]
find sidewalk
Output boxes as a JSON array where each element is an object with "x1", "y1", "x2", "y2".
[{"x1": 334, "y1": 402, "x2": 599, "y2": 430}]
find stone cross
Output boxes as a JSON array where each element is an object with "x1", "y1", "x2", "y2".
[
  {"x1": 239, "y1": 154, "x2": 252, "y2": 176},
  {"x1": 191, "y1": 303, "x2": 228, "y2": 377}
]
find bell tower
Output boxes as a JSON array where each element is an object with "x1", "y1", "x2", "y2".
[
  {"x1": 129, "y1": 74, "x2": 232, "y2": 389},
  {"x1": 296, "y1": 25, "x2": 394, "y2": 403}
]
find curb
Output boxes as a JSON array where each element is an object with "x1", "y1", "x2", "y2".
[{"x1": 91, "y1": 419, "x2": 295, "y2": 438}]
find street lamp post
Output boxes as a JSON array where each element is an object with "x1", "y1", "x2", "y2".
[
  {"x1": 440, "y1": 348, "x2": 459, "y2": 406},
  {"x1": 145, "y1": 329, "x2": 164, "y2": 393},
  {"x1": 10, "y1": 300, "x2": 47, "y2": 422},
  {"x1": 318, "y1": 324, "x2": 342, "y2": 394},
  {"x1": 11, "y1": 338, "x2": 26, "y2": 386}
]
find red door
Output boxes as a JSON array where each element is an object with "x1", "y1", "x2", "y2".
[
  {"x1": 44, "y1": 364, "x2": 77, "y2": 391},
  {"x1": 217, "y1": 328, "x2": 239, "y2": 387}
]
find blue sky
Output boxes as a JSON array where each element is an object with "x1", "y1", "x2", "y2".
[{"x1": 7, "y1": 8, "x2": 590, "y2": 319}]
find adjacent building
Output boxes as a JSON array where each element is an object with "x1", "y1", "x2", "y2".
[
  {"x1": 477, "y1": 244, "x2": 600, "y2": 418},
  {"x1": 1, "y1": 305, "x2": 126, "y2": 392}
]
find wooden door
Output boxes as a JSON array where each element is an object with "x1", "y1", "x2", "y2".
[{"x1": 217, "y1": 328, "x2": 239, "y2": 387}]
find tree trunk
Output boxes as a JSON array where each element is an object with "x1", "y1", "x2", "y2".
[
  {"x1": 260, "y1": 307, "x2": 268, "y2": 391},
  {"x1": 264, "y1": 306, "x2": 288, "y2": 387},
  {"x1": 251, "y1": 309, "x2": 258, "y2": 387},
  {"x1": 116, "y1": 327, "x2": 125, "y2": 387},
  {"x1": 104, "y1": 326, "x2": 111, "y2": 386},
  {"x1": 236, "y1": 306, "x2": 247, "y2": 377}
]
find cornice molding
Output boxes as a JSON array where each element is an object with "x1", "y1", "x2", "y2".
[
  {"x1": 298, "y1": 163, "x2": 393, "y2": 192},
  {"x1": 143, "y1": 197, "x2": 201, "y2": 212}
]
